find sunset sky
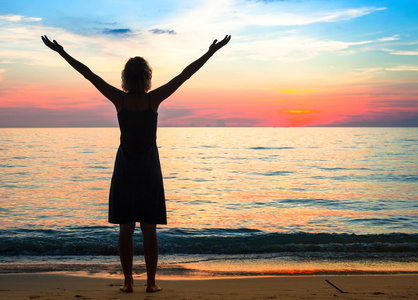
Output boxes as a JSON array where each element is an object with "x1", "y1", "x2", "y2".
[{"x1": 0, "y1": 0, "x2": 417, "y2": 127}]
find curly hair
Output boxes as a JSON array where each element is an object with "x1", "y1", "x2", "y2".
[{"x1": 121, "y1": 57, "x2": 152, "y2": 93}]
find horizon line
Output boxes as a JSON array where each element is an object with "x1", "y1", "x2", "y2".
[{"x1": 1, "y1": 126, "x2": 417, "y2": 129}]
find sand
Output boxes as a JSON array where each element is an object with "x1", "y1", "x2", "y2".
[{"x1": 0, "y1": 273, "x2": 417, "y2": 300}]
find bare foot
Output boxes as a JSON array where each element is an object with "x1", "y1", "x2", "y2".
[
  {"x1": 120, "y1": 278, "x2": 133, "y2": 293},
  {"x1": 146, "y1": 283, "x2": 162, "y2": 293}
]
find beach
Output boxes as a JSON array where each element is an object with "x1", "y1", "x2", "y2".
[{"x1": 1, "y1": 273, "x2": 417, "y2": 299}]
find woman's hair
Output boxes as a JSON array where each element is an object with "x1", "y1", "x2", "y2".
[{"x1": 121, "y1": 57, "x2": 152, "y2": 93}]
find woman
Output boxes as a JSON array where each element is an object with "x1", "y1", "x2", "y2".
[{"x1": 42, "y1": 34, "x2": 231, "y2": 293}]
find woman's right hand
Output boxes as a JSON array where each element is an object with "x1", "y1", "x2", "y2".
[
  {"x1": 209, "y1": 35, "x2": 231, "y2": 54},
  {"x1": 41, "y1": 35, "x2": 64, "y2": 53}
]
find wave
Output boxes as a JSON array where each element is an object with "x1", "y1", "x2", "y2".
[{"x1": 1, "y1": 227, "x2": 417, "y2": 257}]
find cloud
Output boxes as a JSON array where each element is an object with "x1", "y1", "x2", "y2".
[
  {"x1": 235, "y1": 6, "x2": 387, "y2": 27},
  {"x1": 0, "y1": 16, "x2": 144, "y2": 71},
  {"x1": 324, "y1": 112, "x2": 418, "y2": 127},
  {"x1": 319, "y1": 96, "x2": 418, "y2": 127},
  {"x1": 157, "y1": 106, "x2": 268, "y2": 127},
  {"x1": 236, "y1": 36, "x2": 373, "y2": 62},
  {"x1": 389, "y1": 50, "x2": 418, "y2": 55},
  {"x1": 158, "y1": 107, "x2": 195, "y2": 121},
  {"x1": 196, "y1": 3, "x2": 384, "y2": 30},
  {"x1": 175, "y1": 116, "x2": 267, "y2": 127},
  {"x1": 277, "y1": 88, "x2": 315, "y2": 94},
  {"x1": 382, "y1": 48, "x2": 418, "y2": 55},
  {"x1": 386, "y1": 66, "x2": 418, "y2": 71},
  {"x1": 149, "y1": 29, "x2": 177, "y2": 35},
  {"x1": 216, "y1": 119, "x2": 226, "y2": 127},
  {"x1": 220, "y1": 117, "x2": 268, "y2": 126},
  {"x1": 178, "y1": 2, "x2": 387, "y2": 64},
  {"x1": 281, "y1": 109, "x2": 317, "y2": 114},
  {"x1": 371, "y1": 99, "x2": 418, "y2": 109},
  {"x1": 102, "y1": 28, "x2": 134, "y2": 36},
  {"x1": 0, "y1": 15, "x2": 41, "y2": 22},
  {"x1": 0, "y1": 105, "x2": 117, "y2": 127},
  {"x1": 378, "y1": 35, "x2": 400, "y2": 42}
]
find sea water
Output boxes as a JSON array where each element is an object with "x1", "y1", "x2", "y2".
[{"x1": 0, "y1": 127, "x2": 417, "y2": 277}]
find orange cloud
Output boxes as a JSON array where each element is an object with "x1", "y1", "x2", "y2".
[
  {"x1": 282, "y1": 109, "x2": 314, "y2": 114},
  {"x1": 277, "y1": 109, "x2": 323, "y2": 126},
  {"x1": 277, "y1": 88, "x2": 315, "y2": 94}
]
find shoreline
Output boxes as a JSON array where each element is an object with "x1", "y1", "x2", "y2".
[
  {"x1": 2, "y1": 252, "x2": 417, "y2": 278},
  {"x1": 1, "y1": 273, "x2": 417, "y2": 299},
  {"x1": 2, "y1": 270, "x2": 418, "y2": 279}
]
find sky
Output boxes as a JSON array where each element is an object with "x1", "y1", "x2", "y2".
[{"x1": 0, "y1": 0, "x2": 417, "y2": 127}]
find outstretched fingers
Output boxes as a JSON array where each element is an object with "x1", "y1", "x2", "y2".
[
  {"x1": 221, "y1": 35, "x2": 231, "y2": 45},
  {"x1": 209, "y1": 35, "x2": 231, "y2": 53},
  {"x1": 41, "y1": 35, "x2": 64, "y2": 53},
  {"x1": 216, "y1": 35, "x2": 231, "y2": 48},
  {"x1": 41, "y1": 35, "x2": 53, "y2": 48},
  {"x1": 41, "y1": 35, "x2": 47, "y2": 44}
]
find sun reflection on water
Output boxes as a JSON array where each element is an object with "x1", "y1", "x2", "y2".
[{"x1": 0, "y1": 127, "x2": 417, "y2": 234}]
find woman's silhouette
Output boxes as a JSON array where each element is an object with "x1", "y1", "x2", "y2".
[{"x1": 42, "y1": 34, "x2": 231, "y2": 293}]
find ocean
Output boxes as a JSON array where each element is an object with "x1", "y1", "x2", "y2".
[{"x1": 0, "y1": 127, "x2": 417, "y2": 277}]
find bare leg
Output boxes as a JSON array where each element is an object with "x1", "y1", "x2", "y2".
[
  {"x1": 119, "y1": 222, "x2": 135, "y2": 292},
  {"x1": 140, "y1": 223, "x2": 162, "y2": 293}
]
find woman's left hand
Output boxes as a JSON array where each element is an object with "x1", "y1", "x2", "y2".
[{"x1": 41, "y1": 35, "x2": 64, "y2": 53}]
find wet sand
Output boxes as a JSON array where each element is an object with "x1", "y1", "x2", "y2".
[{"x1": 0, "y1": 273, "x2": 417, "y2": 299}]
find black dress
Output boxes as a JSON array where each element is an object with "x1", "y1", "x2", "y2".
[{"x1": 108, "y1": 93, "x2": 167, "y2": 224}]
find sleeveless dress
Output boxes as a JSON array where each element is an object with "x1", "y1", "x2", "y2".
[{"x1": 108, "y1": 93, "x2": 167, "y2": 225}]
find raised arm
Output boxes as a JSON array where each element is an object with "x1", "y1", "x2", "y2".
[
  {"x1": 41, "y1": 35, "x2": 121, "y2": 104},
  {"x1": 151, "y1": 35, "x2": 231, "y2": 106}
]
